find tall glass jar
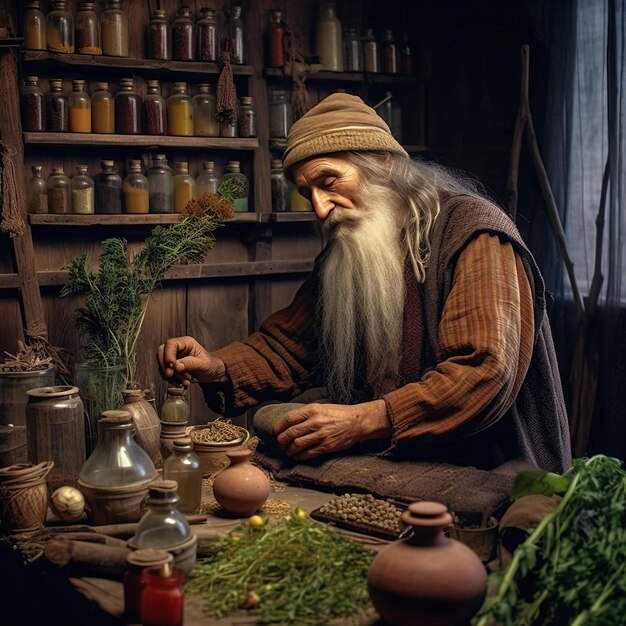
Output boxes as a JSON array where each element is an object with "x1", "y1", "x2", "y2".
[
  {"x1": 219, "y1": 161, "x2": 248, "y2": 213},
  {"x1": 195, "y1": 161, "x2": 219, "y2": 196},
  {"x1": 167, "y1": 82, "x2": 193, "y2": 137},
  {"x1": 27, "y1": 165, "x2": 48, "y2": 214},
  {"x1": 148, "y1": 9, "x2": 170, "y2": 60},
  {"x1": 268, "y1": 90, "x2": 292, "y2": 139},
  {"x1": 101, "y1": 0, "x2": 129, "y2": 57},
  {"x1": 173, "y1": 162, "x2": 195, "y2": 213},
  {"x1": 46, "y1": 78, "x2": 68, "y2": 132},
  {"x1": 363, "y1": 28, "x2": 380, "y2": 73},
  {"x1": 400, "y1": 32, "x2": 414, "y2": 75},
  {"x1": 46, "y1": 0, "x2": 74, "y2": 54},
  {"x1": 123, "y1": 160, "x2": 149, "y2": 214},
  {"x1": 192, "y1": 84, "x2": 218, "y2": 136},
  {"x1": 71, "y1": 164, "x2": 95, "y2": 214},
  {"x1": 160, "y1": 387, "x2": 190, "y2": 423},
  {"x1": 21, "y1": 76, "x2": 45, "y2": 132},
  {"x1": 344, "y1": 27, "x2": 363, "y2": 72},
  {"x1": 172, "y1": 6, "x2": 195, "y2": 62},
  {"x1": 75, "y1": 2, "x2": 101, "y2": 55},
  {"x1": 115, "y1": 78, "x2": 141, "y2": 134},
  {"x1": 268, "y1": 10, "x2": 285, "y2": 68},
  {"x1": 225, "y1": 5, "x2": 245, "y2": 64},
  {"x1": 147, "y1": 154, "x2": 174, "y2": 214},
  {"x1": 68, "y1": 79, "x2": 91, "y2": 133},
  {"x1": 316, "y1": 2, "x2": 343, "y2": 71},
  {"x1": 163, "y1": 438, "x2": 202, "y2": 514},
  {"x1": 91, "y1": 81, "x2": 114, "y2": 133},
  {"x1": 95, "y1": 160, "x2": 122, "y2": 214},
  {"x1": 197, "y1": 8, "x2": 217, "y2": 62},
  {"x1": 23, "y1": 1, "x2": 46, "y2": 51},
  {"x1": 47, "y1": 166, "x2": 71, "y2": 214},
  {"x1": 270, "y1": 159, "x2": 288, "y2": 212},
  {"x1": 238, "y1": 96, "x2": 256, "y2": 138},
  {"x1": 143, "y1": 80, "x2": 166, "y2": 135},
  {"x1": 381, "y1": 30, "x2": 398, "y2": 74}
]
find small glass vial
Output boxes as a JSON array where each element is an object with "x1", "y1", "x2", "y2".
[
  {"x1": 140, "y1": 565, "x2": 186, "y2": 626},
  {"x1": 47, "y1": 166, "x2": 71, "y2": 214},
  {"x1": 381, "y1": 30, "x2": 398, "y2": 74},
  {"x1": 115, "y1": 78, "x2": 141, "y2": 135},
  {"x1": 173, "y1": 162, "x2": 195, "y2": 213},
  {"x1": 23, "y1": 1, "x2": 47, "y2": 51},
  {"x1": 197, "y1": 8, "x2": 218, "y2": 62},
  {"x1": 68, "y1": 80, "x2": 91, "y2": 133},
  {"x1": 101, "y1": 0, "x2": 129, "y2": 57},
  {"x1": 400, "y1": 32, "x2": 414, "y2": 75},
  {"x1": 192, "y1": 84, "x2": 218, "y2": 137},
  {"x1": 143, "y1": 80, "x2": 167, "y2": 135},
  {"x1": 95, "y1": 159, "x2": 122, "y2": 214},
  {"x1": 27, "y1": 165, "x2": 48, "y2": 214},
  {"x1": 148, "y1": 9, "x2": 170, "y2": 60},
  {"x1": 46, "y1": 78, "x2": 68, "y2": 132},
  {"x1": 21, "y1": 76, "x2": 45, "y2": 132},
  {"x1": 268, "y1": 90, "x2": 292, "y2": 139},
  {"x1": 315, "y1": 2, "x2": 343, "y2": 71},
  {"x1": 270, "y1": 159, "x2": 288, "y2": 212},
  {"x1": 167, "y1": 82, "x2": 193, "y2": 137},
  {"x1": 225, "y1": 5, "x2": 245, "y2": 64},
  {"x1": 163, "y1": 438, "x2": 202, "y2": 514},
  {"x1": 91, "y1": 82, "x2": 114, "y2": 133},
  {"x1": 219, "y1": 161, "x2": 249, "y2": 213},
  {"x1": 123, "y1": 160, "x2": 149, "y2": 214},
  {"x1": 147, "y1": 154, "x2": 174, "y2": 214},
  {"x1": 75, "y1": 2, "x2": 101, "y2": 55},
  {"x1": 238, "y1": 96, "x2": 256, "y2": 138},
  {"x1": 46, "y1": 0, "x2": 74, "y2": 54},
  {"x1": 172, "y1": 6, "x2": 195, "y2": 62},
  {"x1": 344, "y1": 27, "x2": 363, "y2": 72},
  {"x1": 268, "y1": 10, "x2": 285, "y2": 68},
  {"x1": 363, "y1": 28, "x2": 380, "y2": 73},
  {"x1": 71, "y1": 164, "x2": 95, "y2": 214},
  {"x1": 160, "y1": 387, "x2": 190, "y2": 423},
  {"x1": 195, "y1": 161, "x2": 219, "y2": 196}
]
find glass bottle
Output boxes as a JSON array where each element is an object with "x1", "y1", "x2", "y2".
[
  {"x1": 71, "y1": 164, "x2": 95, "y2": 214},
  {"x1": 173, "y1": 162, "x2": 195, "y2": 213},
  {"x1": 172, "y1": 6, "x2": 195, "y2": 62},
  {"x1": 95, "y1": 159, "x2": 122, "y2": 214},
  {"x1": 23, "y1": 1, "x2": 46, "y2": 51},
  {"x1": 68, "y1": 79, "x2": 91, "y2": 133},
  {"x1": 238, "y1": 96, "x2": 256, "y2": 138},
  {"x1": 160, "y1": 387, "x2": 190, "y2": 423},
  {"x1": 147, "y1": 154, "x2": 174, "y2": 214},
  {"x1": 123, "y1": 160, "x2": 149, "y2": 214},
  {"x1": 225, "y1": 5, "x2": 245, "y2": 65},
  {"x1": 46, "y1": 78, "x2": 68, "y2": 132},
  {"x1": 143, "y1": 80, "x2": 166, "y2": 135},
  {"x1": 140, "y1": 565, "x2": 185, "y2": 626},
  {"x1": 197, "y1": 8, "x2": 218, "y2": 62},
  {"x1": 400, "y1": 32, "x2": 414, "y2": 75},
  {"x1": 91, "y1": 82, "x2": 114, "y2": 134},
  {"x1": 219, "y1": 161, "x2": 248, "y2": 213},
  {"x1": 363, "y1": 28, "x2": 380, "y2": 73},
  {"x1": 267, "y1": 10, "x2": 285, "y2": 68},
  {"x1": 47, "y1": 166, "x2": 71, "y2": 214},
  {"x1": 101, "y1": 0, "x2": 129, "y2": 57},
  {"x1": 270, "y1": 159, "x2": 288, "y2": 212},
  {"x1": 27, "y1": 165, "x2": 48, "y2": 214},
  {"x1": 268, "y1": 90, "x2": 292, "y2": 139},
  {"x1": 148, "y1": 9, "x2": 171, "y2": 60},
  {"x1": 75, "y1": 2, "x2": 102, "y2": 55},
  {"x1": 46, "y1": 0, "x2": 74, "y2": 54},
  {"x1": 381, "y1": 30, "x2": 398, "y2": 74},
  {"x1": 344, "y1": 27, "x2": 363, "y2": 72},
  {"x1": 315, "y1": 2, "x2": 343, "y2": 71},
  {"x1": 195, "y1": 161, "x2": 219, "y2": 196},
  {"x1": 21, "y1": 76, "x2": 45, "y2": 132},
  {"x1": 167, "y1": 82, "x2": 193, "y2": 137},
  {"x1": 163, "y1": 438, "x2": 202, "y2": 514},
  {"x1": 192, "y1": 84, "x2": 218, "y2": 137},
  {"x1": 115, "y1": 78, "x2": 141, "y2": 134}
]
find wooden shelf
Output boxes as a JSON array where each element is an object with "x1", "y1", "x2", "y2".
[
  {"x1": 264, "y1": 67, "x2": 418, "y2": 85},
  {"x1": 267, "y1": 212, "x2": 317, "y2": 222},
  {"x1": 0, "y1": 273, "x2": 21, "y2": 289}
]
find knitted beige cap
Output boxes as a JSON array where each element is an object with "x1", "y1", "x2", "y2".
[{"x1": 282, "y1": 93, "x2": 408, "y2": 178}]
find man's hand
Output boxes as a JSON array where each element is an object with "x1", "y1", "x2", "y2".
[
  {"x1": 273, "y1": 399, "x2": 391, "y2": 461},
  {"x1": 156, "y1": 336, "x2": 228, "y2": 388}
]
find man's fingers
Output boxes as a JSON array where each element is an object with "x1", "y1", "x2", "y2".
[{"x1": 273, "y1": 408, "x2": 311, "y2": 435}]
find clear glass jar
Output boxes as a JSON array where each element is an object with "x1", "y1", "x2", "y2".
[
  {"x1": 101, "y1": 0, "x2": 129, "y2": 57},
  {"x1": 147, "y1": 154, "x2": 174, "y2": 214},
  {"x1": 381, "y1": 30, "x2": 398, "y2": 74},
  {"x1": 46, "y1": 78, "x2": 68, "y2": 132},
  {"x1": 91, "y1": 81, "x2": 114, "y2": 133},
  {"x1": 75, "y1": 2, "x2": 101, "y2": 55},
  {"x1": 172, "y1": 6, "x2": 195, "y2": 62},
  {"x1": 173, "y1": 162, "x2": 195, "y2": 213},
  {"x1": 123, "y1": 160, "x2": 149, "y2": 214},
  {"x1": 195, "y1": 161, "x2": 219, "y2": 196},
  {"x1": 268, "y1": 10, "x2": 285, "y2": 68},
  {"x1": 167, "y1": 82, "x2": 193, "y2": 136},
  {"x1": 268, "y1": 90, "x2": 292, "y2": 139},
  {"x1": 316, "y1": 2, "x2": 343, "y2": 71},
  {"x1": 68, "y1": 79, "x2": 91, "y2": 133},
  {"x1": 71, "y1": 164, "x2": 95, "y2": 214},
  {"x1": 46, "y1": 0, "x2": 74, "y2": 54},
  {"x1": 47, "y1": 166, "x2": 71, "y2": 214},
  {"x1": 148, "y1": 9, "x2": 170, "y2": 60},
  {"x1": 95, "y1": 160, "x2": 122, "y2": 214},
  {"x1": 270, "y1": 159, "x2": 288, "y2": 212},
  {"x1": 192, "y1": 84, "x2": 218, "y2": 137},
  {"x1": 225, "y1": 5, "x2": 245, "y2": 64},
  {"x1": 238, "y1": 96, "x2": 256, "y2": 138},
  {"x1": 160, "y1": 387, "x2": 190, "y2": 423},
  {"x1": 115, "y1": 78, "x2": 141, "y2": 134},
  {"x1": 219, "y1": 161, "x2": 249, "y2": 213},
  {"x1": 27, "y1": 165, "x2": 48, "y2": 214},
  {"x1": 21, "y1": 76, "x2": 45, "y2": 132},
  {"x1": 23, "y1": 1, "x2": 46, "y2": 51},
  {"x1": 163, "y1": 438, "x2": 202, "y2": 514},
  {"x1": 140, "y1": 565, "x2": 185, "y2": 626},
  {"x1": 400, "y1": 32, "x2": 414, "y2": 75},
  {"x1": 197, "y1": 8, "x2": 217, "y2": 62},
  {"x1": 143, "y1": 80, "x2": 166, "y2": 135},
  {"x1": 344, "y1": 27, "x2": 363, "y2": 72},
  {"x1": 363, "y1": 28, "x2": 380, "y2": 73}
]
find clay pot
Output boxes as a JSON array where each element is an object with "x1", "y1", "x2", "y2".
[
  {"x1": 211, "y1": 448, "x2": 270, "y2": 516},
  {"x1": 367, "y1": 501, "x2": 487, "y2": 626},
  {"x1": 190, "y1": 425, "x2": 250, "y2": 476}
]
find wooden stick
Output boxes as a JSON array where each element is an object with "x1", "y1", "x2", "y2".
[{"x1": 44, "y1": 538, "x2": 130, "y2": 571}]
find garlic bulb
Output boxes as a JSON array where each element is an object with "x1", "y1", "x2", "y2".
[{"x1": 50, "y1": 486, "x2": 86, "y2": 522}]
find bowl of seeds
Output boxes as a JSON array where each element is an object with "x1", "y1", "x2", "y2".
[{"x1": 189, "y1": 420, "x2": 250, "y2": 476}]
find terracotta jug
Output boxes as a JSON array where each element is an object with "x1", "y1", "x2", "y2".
[
  {"x1": 211, "y1": 448, "x2": 270, "y2": 516},
  {"x1": 367, "y1": 501, "x2": 487, "y2": 626}
]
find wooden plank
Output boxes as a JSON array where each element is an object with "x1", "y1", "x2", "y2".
[
  {"x1": 0, "y1": 273, "x2": 21, "y2": 289},
  {"x1": 28, "y1": 214, "x2": 263, "y2": 226}
]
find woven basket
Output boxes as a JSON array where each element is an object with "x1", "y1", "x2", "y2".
[{"x1": 189, "y1": 425, "x2": 250, "y2": 476}]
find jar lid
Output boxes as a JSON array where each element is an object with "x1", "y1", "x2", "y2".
[
  {"x1": 147, "y1": 79, "x2": 160, "y2": 89},
  {"x1": 173, "y1": 82, "x2": 188, "y2": 90},
  {"x1": 76, "y1": 164, "x2": 89, "y2": 173},
  {"x1": 51, "y1": 166, "x2": 65, "y2": 174},
  {"x1": 199, "y1": 7, "x2": 215, "y2": 16},
  {"x1": 271, "y1": 159, "x2": 283, "y2": 168},
  {"x1": 99, "y1": 409, "x2": 133, "y2": 426},
  {"x1": 101, "y1": 159, "x2": 115, "y2": 168},
  {"x1": 175, "y1": 162, "x2": 189, "y2": 172},
  {"x1": 49, "y1": 78, "x2": 63, "y2": 88},
  {"x1": 122, "y1": 388, "x2": 144, "y2": 399},
  {"x1": 126, "y1": 548, "x2": 173, "y2": 568},
  {"x1": 226, "y1": 160, "x2": 240, "y2": 169},
  {"x1": 201, "y1": 161, "x2": 214, "y2": 170},
  {"x1": 96, "y1": 82, "x2": 109, "y2": 90},
  {"x1": 78, "y1": 2, "x2": 95, "y2": 9},
  {"x1": 24, "y1": 75, "x2": 38, "y2": 83},
  {"x1": 167, "y1": 386, "x2": 186, "y2": 396},
  {"x1": 120, "y1": 77, "x2": 135, "y2": 86},
  {"x1": 172, "y1": 437, "x2": 193, "y2": 449},
  {"x1": 72, "y1": 80, "x2": 86, "y2": 89},
  {"x1": 147, "y1": 480, "x2": 179, "y2": 499},
  {"x1": 240, "y1": 96, "x2": 253, "y2": 105},
  {"x1": 153, "y1": 9, "x2": 166, "y2": 18}
]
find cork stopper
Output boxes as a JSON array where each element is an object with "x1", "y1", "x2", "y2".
[
  {"x1": 96, "y1": 82, "x2": 109, "y2": 91},
  {"x1": 99, "y1": 409, "x2": 133, "y2": 426},
  {"x1": 146, "y1": 80, "x2": 161, "y2": 91},
  {"x1": 240, "y1": 96, "x2": 253, "y2": 105},
  {"x1": 198, "y1": 84, "x2": 211, "y2": 93},
  {"x1": 76, "y1": 164, "x2": 89, "y2": 174},
  {"x1": 175, "y1": 162, "x2": 189, "y2": 174},
  {"x1": 201, "y1": 161, "x2": 215, "y2": 171},
  {"x1": 72, "y1": 80, "x2": 86, "y2": 90},
  {"x1": 126, "y1": 548, "x2": 173, "y2": 568},
  {"x1": 172, "y1": 437, "x2": 193, "y2": 450},
  {"x1": 49, "y1": 79, "x2": 63, "y2": 90},
  {"x1": 101, "y1": 159, "x2": 115, "y2": 169},
  {"x1": 147, "y1": 480, "x2": 179, "y2": 500},
  {"x1": 226, "y1": 160, "x2": 240, "y2": 171}
]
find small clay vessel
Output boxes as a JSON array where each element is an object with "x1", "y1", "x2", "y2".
[
  {"x1": 211, "y1": 447, "x2": 270, "y2": 516},
  {"x1": 367, "y1": 501, "x2": 487, "y2": 626}
]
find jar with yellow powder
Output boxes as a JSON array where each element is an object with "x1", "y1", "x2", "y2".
[
  {"x1": 167, "y1": 83, "x2": 193, "y2": 137},
  {"x1": 123, "y1": 160, "x2": 149, "y2": 214},
  {"x1": 23, "y1": 1, "x2": 46, "y2": 51},
  {"x1": 68, "y1": 80, "x2": 91, "y2": 133},
  {"x1": 91, "y1": 82, "x2": 114, "y2": 134},
  {"x1": 173, "y1": 162, "x2": 195, "y2": 213}
]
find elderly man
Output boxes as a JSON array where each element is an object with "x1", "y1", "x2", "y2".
[{"x1": 157, "y1": 93, "x2": 572, "y2": 473}]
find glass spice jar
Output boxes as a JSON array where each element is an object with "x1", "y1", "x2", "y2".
[
  {"x1": 163, "y1": 438, "x2": 202, "y2": 514},
  {"x1": 140, "y1": 565, "x2": 186, "y2": 626},
  {"x1": 172, "y1": 7, "x2": 195, "y2": 62},
  {"x1": 195, "y1": 161, "x2": 219, "y2": 196},
  {"x1": 95, "y1": 160, "x2": 122, "y2": 214},
  {"x1": 219, "y1": 161, "x2": 249, "y2": 213},
  {"x1": 71, "y1": 164, "x2": 95, "y2": 214},
  {"x1": 400, "y1": 32, "x2": 414, "y2": 75},
  {"x1": 101, "y1": 0, "x2": 129, "y2": 57},
  {"x1": 148, "y1": 9, "x2": 171, "y2": 60},
  {"x1": 173, "y1": 162, "x2": 195, "y2": 213},
  {"x1": 267, "y1": 10, "x2": 285, "y2": 68},
  {"x1": 46, "y1": 0, "x2": 74, "y2": 54},
  {"x1": 47, "y1": 166, "x2": 71, "y2": 214},
  {"x1": 160, "y1": 387, "x2": 190, "y2": 423},
  {"x1": 68, "y1": 79, "x2": 91, "y2": 133},
  {"x1": 270, "y1": 159, "x2": 288, "y2": 212},
  {"x1": 225, "y1": 5, "x2": 245, "y2": 65},
  {"x1": 167, "y1": 82, "x2": 193, "y2": 137},
  {"x1": 344, "y1": 27, "x2": 363, "y2": 72},
  {"x1": 238, "y1": 96, "x2": 256, "y2": 138},
  {"x1": 192, "y1": 84, "x2": 218, "y2": 137},
  {"x1": 147, "y1": 154, "x2": 174, "y2": 214},
  {"x1": 23, "y1": 1, "x2": 46, "y2": 51},
  {"x1": 115, "y1": 78, "x2": 141, "y2": 134},
  {"x1": 143, "y1": 80, "x2": 167, "y2": 135},
  {"x1": 21, "y1": 76, "x2": 45, "y2": 132},
  {"x1": 46, "y1": 78, "x2": 68, "y2": 132},
  {"x1": 268, "y1": 90, "x2": 292, "y2": 139},
  {"x1": 380, "y1": 30, "x2": 398, "y2": 74},
  {"x1": 75, "y1": 2, "x2": 102, "y2": 55},
  {"x1": 27, "y1": 165, "x2": 48, "y2": 214},
  {"x1": 315, "y1": 1, "x2": 343, "y2": 71},
  {"x1": 197, "y1": 8, "x2": 218, "y2": 62},
  {"x1": 362, "y1": 28, "x2": 380, "y2": 73},
  {"x1": 123, "y1": 160, "x2": 149, "y2": 214},
  {"x1": 91, "y1": 82, "x2": 114, "y2": 134}
]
